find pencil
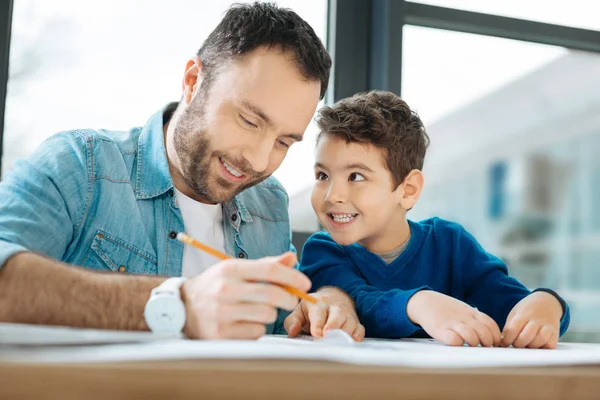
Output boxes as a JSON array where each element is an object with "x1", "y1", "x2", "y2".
[{"x1": 176, "y1": 232, "x2": 319, "y2": 305}]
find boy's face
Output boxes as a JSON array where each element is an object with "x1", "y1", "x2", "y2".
[{"x1": 311, "y1": 135, "x2": 407, "y2": 252}]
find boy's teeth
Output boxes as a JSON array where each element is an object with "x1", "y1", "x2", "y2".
[
  {"x1": 332, "y1": 214, "x2": 356, "y2": 223},
  {"x1": 221, "y1": 158, "x2": 243, "y2": 177}
]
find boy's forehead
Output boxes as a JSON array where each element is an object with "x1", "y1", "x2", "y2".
[{"x1": 315, "y1": 135, "x2": 386, "y2": 169}]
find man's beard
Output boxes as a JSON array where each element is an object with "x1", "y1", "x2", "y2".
[{"x1": 173, "y1": 93, "x2": 269, "y2": 204}]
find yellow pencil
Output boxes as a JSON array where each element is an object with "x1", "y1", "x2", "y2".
[{"x1": 176, "y1": 232, "x2": 319, "y2": 305}]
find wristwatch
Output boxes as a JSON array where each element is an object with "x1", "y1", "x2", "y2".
[{"x1": 144, "y1": 277, "x2": 187, "y2": 334}]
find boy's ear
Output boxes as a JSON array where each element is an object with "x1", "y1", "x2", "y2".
[{"x1": 395, "y1": 169, "x2": 424, "y2": 210}]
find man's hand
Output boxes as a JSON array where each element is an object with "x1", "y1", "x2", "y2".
[
  {"x1": 407, "y1": 290, "x2": 502, "y2": 347},
  {"x1": 501, "y1": 291, "x2": 563, "y2": 349},
  {"x1": 181, "y1": 252, "x2": 310, "y2": 340},
  {"x1": 283, "y1": 287, "x2": 365, "y2": 341}
]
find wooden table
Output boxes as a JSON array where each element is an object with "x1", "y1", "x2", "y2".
[{"x1": 1, "y1": 359, "x2": 599, "y2": 400}]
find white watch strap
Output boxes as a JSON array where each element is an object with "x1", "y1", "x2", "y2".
[{"x1": 151, "y1": 277, "x2": 187, "y2": 297}]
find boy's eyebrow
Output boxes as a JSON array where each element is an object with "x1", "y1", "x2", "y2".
[
  {"x1": 240, "y1": 100, "x2": 303, "y2": 142},
  {"x1": 314, "y1": 162, "x2": 374, "y2": 172}
]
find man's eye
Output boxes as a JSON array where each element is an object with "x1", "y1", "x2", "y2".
[
  {"x1": 240, "y1": 114, "x2": 258, "y2": 128},
  {"x1": 276, "y1": 139, "x2": 290, "y2": 149}
]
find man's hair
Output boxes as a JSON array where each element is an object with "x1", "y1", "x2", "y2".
[
  {"x1": 197, "y1": 2, "x2": 331, "y2": 99},
  {"x1": 316, "y1": 90, "x2": 430, "y2": 187}
]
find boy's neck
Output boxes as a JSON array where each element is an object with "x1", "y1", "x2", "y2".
[{"x1": 359, "y1": 215, "x2": 411, "y2": 254}]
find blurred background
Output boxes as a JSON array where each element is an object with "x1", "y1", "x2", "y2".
[{"x1": 1, "y1": 0, "x2": 600, "y2": 342}]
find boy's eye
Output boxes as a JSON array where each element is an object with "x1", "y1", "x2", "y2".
[
  {"x1": 240, "y1": 114, "x2": 258, "y2": 128},
  {"x1": 316, "y1": 171, "x2": 329, "y2": 181},
  {"x1": 349, "y1": 173, "x2": 365, "y2": 182}
]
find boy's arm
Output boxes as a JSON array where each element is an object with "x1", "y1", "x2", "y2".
[
  {"x1": 300, "y1": 233, "x2": 428, "y2": 338},
  {"x1": 459, "y1": 228, "x2": 570, "y2": 336}
]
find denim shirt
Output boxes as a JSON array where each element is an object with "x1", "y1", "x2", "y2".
[{"x1": 0, "y1": 103, "x2": 295, "y2": 333}]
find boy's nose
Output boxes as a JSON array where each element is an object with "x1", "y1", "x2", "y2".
[{"x1": 325, "y1": 182, "x2": 347, "y2": 204}]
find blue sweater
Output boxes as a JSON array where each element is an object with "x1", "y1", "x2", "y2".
[{"x1": 300, "y1": 217, "x2": 570, "y2": 339}]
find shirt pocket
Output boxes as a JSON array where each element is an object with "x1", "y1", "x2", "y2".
[{"x1": 83, "y1": 230, "x2": 158, "y2": 275}]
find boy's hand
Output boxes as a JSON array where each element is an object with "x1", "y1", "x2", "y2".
[
  {"x1": 501, "y1": 291, "x2": 562, "y2": 349},
  {"x1": 284, "y1": 287, "x2": 365, "y2": 342},
  {"x1": 407, "y1": 290, "x2": 502, "y2": 347}
]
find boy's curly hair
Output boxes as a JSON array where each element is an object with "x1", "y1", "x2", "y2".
[{"x1": 316, "y1": 90, "x2": 430, "y2": 187}]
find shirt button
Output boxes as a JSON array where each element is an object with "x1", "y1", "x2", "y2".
[
  {"x1": 231, "y1": 214, "x2": 238, "y2": 222},
  {"x1": 169, "y1": 189, "x2": 174, "y2": 197},
  {"x1": 169, "y1": 231, "x2": 177, "y2": 239},
  {"x1": 97, "y1": 233, "x2": 104, "y2": 239},
  {"x1": 118, "y1": 265, "x2": 126, "y2": 273},
  {"x1": 237, "y1": 252, "x2": 245, "y2": 259}
]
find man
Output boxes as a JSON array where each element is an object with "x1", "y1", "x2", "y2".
[{"x1": 0, "y1": 2, "x2": 364, "y2": 341}]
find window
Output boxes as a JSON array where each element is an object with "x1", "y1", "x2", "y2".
[
  {"x1": 415, "y1": 0, "x2": 600, "y2": 31},
  {"x1": 403, "y1": 26, "x2": 600, "y2": 341}
]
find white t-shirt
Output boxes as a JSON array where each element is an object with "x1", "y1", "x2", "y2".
[{"x1": 175, "y1": 188, "x2": 226, "y2": 278}]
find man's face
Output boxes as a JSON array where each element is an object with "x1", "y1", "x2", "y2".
[{"x1": 169, "y1": 47, "x2": 321, "y2": 204}]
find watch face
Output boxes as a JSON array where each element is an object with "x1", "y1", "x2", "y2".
[{"x1": 144, "y1": 295, "x2": 186, "y2": 334}]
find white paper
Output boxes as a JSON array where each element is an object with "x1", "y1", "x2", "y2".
[
  {"x1": 0, "y1": 322, "x2": 182, "y2": 346},
  {"x1": 2, "y1": 324, "x2": 600, "y2": 368}
]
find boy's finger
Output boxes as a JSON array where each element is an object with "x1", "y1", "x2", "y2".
[
  {"x1": 451, "y1": 323, "x2": 479, "y2": 347},
  {"x1": 307, "y1": 303, "x2": 328, "y2": 337},
  {"x1": 501, "y1": 316, "x2": 527, "y2": 347},
  {"x1": 469, "y1": 318, "x2": 494, "y2": 347},
  {"x1": 352, "y1": 324, "x2": 366, "y2": 342},
  {"x1": 475, "y1": 312, "x2": 502, "y2": 346},
  {"x1": 527, "y1": 325, "x2": 554, "y2": 349},
  {"x1": 543, "y1": 330, "x2": 559, "y2": 349},
  {"x1": 283, "y1": 314, "x2": 303, "y2": 337},
  {"x1": 322, "y1": 306, "x2": 345, "y2": 332},
  {"x1": 440, "y1": 328, "x2": 464, "y2": 346},
  {"x1": 512, "y1": 321, "x2": 541, "y2": 348}
]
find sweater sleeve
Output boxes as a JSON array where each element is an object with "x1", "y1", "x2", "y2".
[
  {"x1": 300, "y1": 232, "x2": 428, "y2": 338},
  {"x1": 458, "y1": 228, "x2": 570, "y2": 336}
]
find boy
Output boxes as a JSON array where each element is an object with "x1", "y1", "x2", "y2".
[{"x1": 300, "y1": 91, "x2": 569, "y2": 348}]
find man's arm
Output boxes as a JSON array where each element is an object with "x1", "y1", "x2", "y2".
[{"x1": 0, "y1": 252, "x2": 162, "y2": 330}]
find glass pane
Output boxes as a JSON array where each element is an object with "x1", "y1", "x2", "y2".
[
  {"x1": 403, "y1": 26, "x2": 600, "y2": 342},
  {"x1": 415, "y1": 0, "x2": 600, "y2": 31},
  {"x1": 3, "y1": 0, "x2": 327, "y2": 205}
]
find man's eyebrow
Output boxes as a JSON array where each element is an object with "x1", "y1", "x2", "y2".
[
  {"x1": 240, "y1": 100, "x2": 271, "y2": 125},
  {"x1": 280, "y1": 133, "x2": 304, "y2": 142}
]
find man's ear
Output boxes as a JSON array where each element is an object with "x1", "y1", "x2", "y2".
[
  {"x1": 181, "y1": 56, "x2": 204, "y2": 104},
  {"x1": 394, "y1": 169, "x2": 424, "y2": 210}
]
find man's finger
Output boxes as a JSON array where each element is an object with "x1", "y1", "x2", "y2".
[
  {"x1": 217, "y1": 303, "x2": 279, "y2": 325},
  {"x1": 233, "y1": 281, "x2": 298, "y2": 310},
  {"x1": 512, "y1": 321, "x2": 542, "y2": 348},
  {"x1": 215, "y1": 322, "x2": 267, "y2": 340},
  {"x1": 501, "y1": 316, "x2": 527, "y2": 347},
  {"x1": 220, "y1": 257, "x2": 311, "y2": 292}
]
